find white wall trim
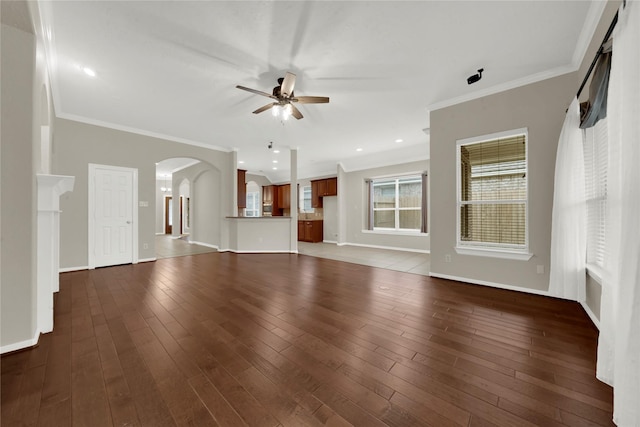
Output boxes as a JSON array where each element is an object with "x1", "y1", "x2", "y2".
[
  {"x1": 189, "y1": 240, "x2": 220, "y2": 250},
  {"x1": 1, "y1": 330, "x2": 41, "y2": 355},
  {"x1": 430, "y1": 272, "x2": 600, "y2": 329},
  {"x1": 138, "y1": 257, "x2": 157, "y2": 263},
  {"x1": 429, "y1": 272, "x2": 557, "y2": 298},
  {"x1": 323, "y1": 240, "x2": 338, "y2": 244},
  {"x1": 580, "y1": 301, "x2": 601, "y2": 330},
  {"x1": 362, "y1": 229, "x2": 427, "y2": 237},
  {"x1": 336, "y1": 241, "x2": 430, "y2": 254},
  {"x1": 454, "y1": 246, "x2": 534, "y2": 261},
  {"x1": 57, "y1": 112, "x2": 231, "y2": 153},
  {"x1": 571, "y1": 1, "x2": 607, "y2": 68},
  {"x1": 228, "y1": 250, "x2": 297, "y2": 254},
  {"x1": 428, "y1": 65, "x2": 575, "y2": 112},
  {"x1": 59, "y1": 266, "x2": 88, "y2": 273}
]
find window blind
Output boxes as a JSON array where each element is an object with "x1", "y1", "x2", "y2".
[
  {"x1": 583, "y1": 118, "x2": 608, "y2": 268},
  {"x1": 459, "y1": 134, "x2": 527, "y2": 248}
]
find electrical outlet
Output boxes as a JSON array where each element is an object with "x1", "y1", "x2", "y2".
[
  {"x1": 537, "y1": 265, "x2": 544, "y2": 274},
  {"x1": 143, "y1": 243, "x2": 149, "y2": 250},
  {"x1": 445, "y1": 254, "x2": 452, "y2": 263}
]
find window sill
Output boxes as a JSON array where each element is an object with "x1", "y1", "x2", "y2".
[
  {"x1": 586, "y1": 264, "x2": 603, "y2": 285},
  {"x1": 362, "y1": 229, "x2": 428, "y2": 237},
  {"x1": 454, "y1": 246, "x2": 533, "y2": 261}
]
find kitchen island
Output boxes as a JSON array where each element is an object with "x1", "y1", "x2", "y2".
[{"x1": 226, "y1": 216, "x2": 295, "y2": 253}]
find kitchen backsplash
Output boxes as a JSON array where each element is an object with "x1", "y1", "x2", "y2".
[{"x1": 299, "y1": 208, "x2": 323, "y2": 219}]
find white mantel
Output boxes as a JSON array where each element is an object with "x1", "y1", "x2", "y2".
[{"x1": 37, "y1": 174, "x2": 75, "y2": 333}]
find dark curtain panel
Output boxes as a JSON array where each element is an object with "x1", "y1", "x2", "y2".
[
  {"x1": 366, "y1": 179, "x2": 373, "y2": 230},
  {"x1": 580, "y1": 50, "x2": 612, "y2": 129},
  {"x1": 421, "y1": 173, "x2": 428, "y2": 233}
]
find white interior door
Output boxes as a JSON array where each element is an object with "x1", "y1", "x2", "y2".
[{"x1": 90, "y1": 165, "x2": 136, "y2": 267}]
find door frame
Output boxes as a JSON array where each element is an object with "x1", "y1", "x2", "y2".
[
  {"x1": 164, "y1": 195, "x2": 172, "y2": 234},
  {"x1": 88, "y1": 163, "x2": 139, "y2": 269}
]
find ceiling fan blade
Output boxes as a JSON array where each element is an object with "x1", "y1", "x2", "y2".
[
  {"x1": 292, "y1": 96, "x2": 330, "y2": 104},
  {"x1": 252, "y1": 103, "x2": 276, "y2": 114},
  {"x1": 236, "y1": 85, "x2": 277, "y2": 99},
  {"x1": 290, "y1": 104, "x2": 303, "y2": 120},
  {"x1": 280, "y1": 72, "x2": 296, "y2": 98}
]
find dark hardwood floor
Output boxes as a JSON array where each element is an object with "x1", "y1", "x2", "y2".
[{"x1": 1, "y1": 252, "x2": 614, "y2": 426}]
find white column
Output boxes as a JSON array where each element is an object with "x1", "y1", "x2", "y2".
[
  {"x1": 290, "y1": 148, "x2": 298, "y2": 253},
  {"x1": 36, "y1": 174, "x2": 75, "y2": 333},
  {"x1": 337, "y1": 163, "x2": 347, "y2": 245},
  {"x1": 171, "y1": 175, "x2": 180, "y2": 237},
  {"x1": 232, "y1": 150, "x2": 239, "y2": 217}
]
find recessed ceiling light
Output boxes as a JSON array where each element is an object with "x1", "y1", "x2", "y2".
[
  {"x1": 272, "y1": 160, "x2": 278, "y2": 164},
  {"x1": 395, "y1": 139, "x2": 403, "y2": 143},
  {"x1": 82, "y1": 67, "x2": 96, "y2": 77},
  {"x1": 273, "y1": 150, "x2": 280, "y2": 154},
  {"x1": 272, "y1": 167, "x2": 278, "y2": 170},
  {"x1": 238, "y1": 160, "x2": 245, "y2": 164},
  {"x1": 356, "y1": 148, "x2": 363, "y2": 152}
]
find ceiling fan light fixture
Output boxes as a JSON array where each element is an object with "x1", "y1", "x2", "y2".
[
  {"x1": 281, "y1": 104, "x2": 292, "y2": 120},
  {"x1": 272, "y1": 105, "x2": 281, "y2": 117}
]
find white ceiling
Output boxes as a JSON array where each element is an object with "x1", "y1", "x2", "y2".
[{"x1": 37, "y1": 1, "x2": 602, "y2": 183}]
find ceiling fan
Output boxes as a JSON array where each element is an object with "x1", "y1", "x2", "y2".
[{"x1": 236, "y1": 72, "x2": 329, "y2": 120}]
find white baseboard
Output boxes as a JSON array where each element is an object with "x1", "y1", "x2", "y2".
[
  {"x1": 428, "y1": 272, "x2": 555, "y2": 298},
  {"x1": 580, "y1": 301, "x2": 601, "y2": 330},
  {"x1": 137, "y1": 257, "x2": 157, "y2": 263},
  {"x1": 189, "y1": 241, "x2": 219, "y2": 250},
  {"x1": 155, "y1": 232, "x2": 164, "y2": 235},
  {"x1": 323, "y1": 240, "x2": 338, "y2": 244},
  {"x1": 59, "y1": 266, "x2": 88, "y2": 273},
  {"x1": 335, "y1": 241, "x2": 430, "y2": 254},
  {"x1": 228, "y1": 250, "x2": 297, "y2": 254},
  {"x1": 1, "y1": 329, "x2": 41, "y2": 355},
  {"x1": 431, "y1": 271, "x2": 600, "y2": 329}
]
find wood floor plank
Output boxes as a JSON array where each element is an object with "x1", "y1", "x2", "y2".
[{"x1": 1, "y1": 251, "x2": 614, "y2": 426}]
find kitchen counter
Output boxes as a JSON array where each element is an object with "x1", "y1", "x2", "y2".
[
  {"x1": 226, "y1": 216, "x2": 294, "y2": 253},
  {"x1": 225, "y1": 216, "x2": 291, "y2": 219}
]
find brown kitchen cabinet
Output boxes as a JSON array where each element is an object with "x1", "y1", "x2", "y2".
[
  {"x1": 278, "y1": 184, "x2": 290, "y2": 209},
  {"x1": 298, "y1": 220, "x2": 323, "y2": 243},
  {"x1": 325, "y1": 177, "x2": 337, "y2": 196},
  {"x1": 262, "y1": 185, "x2": 274, "y2": 204},
  {"x1": 310, "y1": 177, "x2": 338, "y2": 208},
  {"x1": 237, "y1": 169, "x2": 246, "y2": 209},
  {"x1": 311, "y1": 180, "x2": 322, "y2": 208}
]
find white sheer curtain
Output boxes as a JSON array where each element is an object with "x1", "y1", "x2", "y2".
[
  {"x1": 596, "y1": 2, "x2": 640, "y2": 425},
  {"x1": 549, "y1": 97, "x2": 586, "y2": 301}
]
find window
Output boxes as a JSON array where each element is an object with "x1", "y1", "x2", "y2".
[
  {"x1": 372, "y1": 175, "x2": 422, "y2": 231},
  {"x1": 457, "y1": 129, "x2": 529, "y2": 256},
  {"x1": 245, "y1": 191, "x2": 260, "y2": 217},
  {"x1": 583, "y1": 118, "x2": 608, "y2": 270},
  {"x1": 300, "y1": 185, "x2": 313, "y2": 213}
]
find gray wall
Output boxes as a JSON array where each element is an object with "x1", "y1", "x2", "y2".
[
  {"x1": 173, "y1": 162, "x2": 221, "y2": 247},
  {"x1": 430, "y1": 73, "x2": 575, "y2": 291},
  {"x1": 343, "y1": 160, "x2": 430, "y2": 252},
  {"x1": 155, "y1": 179, "x2": 167, "y2": 234},
  {"x1": 246, "y1": 172, "x2": 271, "y2": 188},
  {"x1": 53, "y1": 118, "x2": 234, "y2": 269},
  {"x1": 1, "y1": 22, "x2": 37, "y2": 348},
  {"x1": 323, "y1": 196, "x2": 338, "y2": 242}
]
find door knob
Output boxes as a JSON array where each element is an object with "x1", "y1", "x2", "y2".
[{"x1": 126, "y1": 221, "x2": 132, "y2": 224}]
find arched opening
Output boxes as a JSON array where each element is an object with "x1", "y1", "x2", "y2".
[{"x1": 155, "y1": 157, "x2": 219, "y2": 259}]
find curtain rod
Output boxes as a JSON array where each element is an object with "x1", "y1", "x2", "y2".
[
  {"x1": 576, "y1": 12, "x2": 618, "y2": 98},
  {"x1": 576, "y1": 6, "x2": 621, "y2": 99}
]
